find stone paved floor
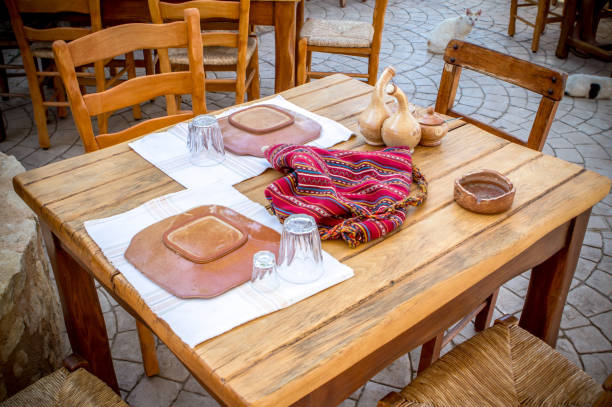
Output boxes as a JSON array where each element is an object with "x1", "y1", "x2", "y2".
[{"x1": 2, "y1": 0, "x2": 611, "y2": 405}]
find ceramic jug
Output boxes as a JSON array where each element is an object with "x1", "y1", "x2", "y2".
[
  {"x1": 418, "y1": 106, "x2": 448, "y2": 146},
  {"x1": 381, "y1": 84, "x2": 421, "y2": 151},
  {"x1": 358, "y1": 66, "x2": 395, "y2": 145}
]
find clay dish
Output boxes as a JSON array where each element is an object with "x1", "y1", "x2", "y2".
[{"x1": 454, "y1": 170, "x2": 515, "y2": 214}]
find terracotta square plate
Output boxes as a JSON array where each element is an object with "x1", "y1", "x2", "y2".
[
  {"x1": 219, "y1": 104, "x2": 322, "y2": 157},
  {"x1": 125, "y1": 205, "x2": 280, "y2": 299}
]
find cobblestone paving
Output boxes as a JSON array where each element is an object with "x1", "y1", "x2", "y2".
[{"x1": 2, "y1": 0, "x2": 611, "y2": 405}]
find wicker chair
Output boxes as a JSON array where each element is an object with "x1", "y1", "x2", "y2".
[
  {"x1": 0, "y1": 356, "x2": 128, "y2": 407},
  {"x1": 379, "y1": 317, "x2": 612, "y2": 407}
]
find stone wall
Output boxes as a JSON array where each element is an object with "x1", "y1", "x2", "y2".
[{"x1": 0, "y1": 152, "x2": 62, "y2": 400}]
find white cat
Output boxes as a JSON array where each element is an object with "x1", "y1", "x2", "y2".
[
  {"x1": 427, "y1": 9, "x2": 482, "y2": 54},
  {"x1": 565, "y1": 74, "x2": 612, "y2": 100}
]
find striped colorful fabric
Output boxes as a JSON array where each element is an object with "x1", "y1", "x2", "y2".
[{"x1": 264, "y1": 144, "x2": 428, "y2": 247}]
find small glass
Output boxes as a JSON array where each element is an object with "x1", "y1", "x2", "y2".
[
  {"x1": 251, "y1": 250, "x2": 280, "y2": 293},
  {"x1": 277, "y1": 214, "x2": 324, "y2": 284},
  {"x1": 187, "y1": 114, "x2": 225, "y2": 167}
]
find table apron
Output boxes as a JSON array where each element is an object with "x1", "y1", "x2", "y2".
[{"x1": 289, "y1": 216, "x2": 574, "y2": 406}]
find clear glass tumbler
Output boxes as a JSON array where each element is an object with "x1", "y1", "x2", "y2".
[
  {"x1": 187, "y1": 114, "x2": 225, "y2": 167},
  {"x1": 251, "y1": 250, "x2": 280, "y2": 293},
  {"x1": 277, "y1": 214, "x2": 324, "y2": 284}
]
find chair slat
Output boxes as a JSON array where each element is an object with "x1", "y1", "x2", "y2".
[
  {"x1": 68, "y1": 22, "x2": 188, "y2": 67},
  {"x1": 202, "y1": 31, "x2": 238, "y2": 47},
  {"x1": 15, "y1": 0, "x2": 90, "y2": 14},
  {"x1": 83, "y1": 72, "x2": 193, "y2": 117},
  {"x1": 23, "y1": 27, "x2": 92, "y2": 42},
  {"x1": 160, "y1": 0, "x2": 240, "y2": 20},
  {"x1": 443, "y1": 40, "x2": 566, "y2": 100},
  {"x1": 96, "y1": 113, "x2": 194, "y2": 149}
]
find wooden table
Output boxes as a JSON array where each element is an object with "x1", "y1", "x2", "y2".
[
  {"x1": 99, "y1": 0, "x2": 301, "y2": 92},
  {"x1": 13, "y1": 75, "x2": 611, "y2": 406}
]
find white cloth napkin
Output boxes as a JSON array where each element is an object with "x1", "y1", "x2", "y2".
[
  {"x1": 84, "y1": 185, "x2": 354, "y2": 347},
  {"x1": 129, "y1": 95, "x2": 354, "y2": 189}
]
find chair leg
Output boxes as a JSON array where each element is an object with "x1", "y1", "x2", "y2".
[
  {"x1": 136, "y1": 321, "x2": 159, "y2": 377},
  {"x1": 0, "y1": 109, "x2": 6, "y2": 142},
  {"x1": 305, "y1": 50, "x2": 312, "y2": 83},
  {"x1": 417, "y1": 331, "x2": 443, "y2": 374},
  {"x1": 126, "y1": 52, "x2": 142, "y2": 120},
  {"x1": 53, "y1": 74, "x2": 68, "y2": 119},
  {"x1": 247, "y1": 46, "x2": 260, "y2": 101},
  {"x1": 367, "y1": 52, "x2": 379, "y2": 86},
  {"x1": 474, "y1": 288, "x2": 499, "y2": 331},
  {"x1": 532, "y1": 0, "x2": 549, "y2": 52},
  {"x1": 508, "y1": 0, "x2": 518, "y2": 36},
  {"x1": 0, "y1": 51, "x2": 9, "y2": 101},
  {"x1": 296, "y1": 38, "x2": 308, "y2": 86}
]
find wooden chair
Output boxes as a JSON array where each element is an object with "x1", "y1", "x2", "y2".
[
  {"x1": 296, "y1": 0, "x2": 388, "y2": 86},
  {"x1": 508, "y1": 0, "x2": 563, "y2": 52},
  {"x1": 0, "y1": 354, "x2": 127, "y2": 406},
  {"x1": 149, "y1": 0, "x2": 259, "y2": 109},
  {"x1": 52, "y1": 8, "x2": 205, "y2": 153},
  {"x1": 380, "y1": 317, "x2": 612, "y2": 407},
  {"x1": 4, "y1": 0, "x2": 145, "y2": 149},
  {"x1": 417, "y1": 39, "x2": 567, "y2": 373}
]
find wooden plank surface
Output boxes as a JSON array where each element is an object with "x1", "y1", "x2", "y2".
[{"x1": 13, "y1": 74, "x2": 611, "y2": 407}]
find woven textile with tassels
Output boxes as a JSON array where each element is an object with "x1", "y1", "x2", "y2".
[{"x1": 264, "y1": 144, "x2": 427, "y2": 247}]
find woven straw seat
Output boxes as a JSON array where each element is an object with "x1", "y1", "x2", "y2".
[
  {"x1": 168, "y1": 36, "x2": 257, "y2": 66},
  {"x1": 1, "y1": 367, "x2": 127, "y2": 407},
  {"x1": 379, "y1": 318, "x2": 605, "y2": 407},
  {"x1": 30, "y1": 42, "x2": 53, "y2": 59},
  {"x1": 300, "y1": 18, "x2": 374, "y2": 48}
]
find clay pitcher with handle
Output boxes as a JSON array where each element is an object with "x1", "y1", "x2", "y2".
[
  {"x1": 382, "y1": 84, "x2": 421, "y2": 151},
  {"x1": 358, "y1": 66, "x2": 395, "y2": 145}
]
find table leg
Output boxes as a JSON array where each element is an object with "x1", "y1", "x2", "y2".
[
  {"x1": 273, "y1": 1, "x2": 296, "y2": 92},
  {"x1": 519, "y1": 208, "x2": 591, "y2": 346},
  {"x1": 42, "y1": 224, "x2": 119, "y2": 393}
]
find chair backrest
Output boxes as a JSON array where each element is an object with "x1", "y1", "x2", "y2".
[
  {"x1": 149, "y1": 0, "x2": 251, "y2": 114},
  {"x1": 435, "y1": 39, "x2": 567, "y2": 151},
  {"x1": 53, "y1": 8, "x2": 206, "y2": 152}
]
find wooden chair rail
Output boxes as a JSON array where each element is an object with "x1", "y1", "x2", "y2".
[
  {"x1": 443, "y1": 40, "x2": 566, "y2": 100},
  {"x1": 159, "y1": 0, "x2": 241, "y2": 20},
  {"x1": 23, "y1": 26, "x2": 92, "y2": 42},
  {"x1": 446, "y1": 108, "x2": 527, "y2": 147},
  {"x1": 96, "y1": 112, "x2": 194, "y2": 149},
  {"x1": 83, "y1": 72, "x2": 193, "y2": 116},
  {"x1": 67, "y1": 21, "x2": 188, "y2": 67},
  {"x1": 14, "y1": 0, "x2": 91, "y2": 14}
]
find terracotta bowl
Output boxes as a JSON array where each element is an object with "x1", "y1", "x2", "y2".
[{"x1": 454, "y1": 170, "x2": 515, "y2": 214}]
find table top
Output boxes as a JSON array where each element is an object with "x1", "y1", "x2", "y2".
[{"x1": 13, "y1": 75, "x2": 611, "y2": 406}]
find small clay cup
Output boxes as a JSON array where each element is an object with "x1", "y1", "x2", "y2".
[
  {"x1": 454, "y1": 170, "x2": 515, "y2": 214},
  {"x1": 418, "y1": 107, "x2": 448, "y2": 147}
]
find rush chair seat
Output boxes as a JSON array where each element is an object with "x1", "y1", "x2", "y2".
[
  {"x1": 0, "y1": 355, "x2": 128, "y2": 407},
  {"x1": 296, "y1": 0, "x2": 388, "y2": 86},
  {"x1": 417, "y1": 39, "x2": 567, "y2": 374},
  {"x1": 379, "y1": 317, "x2": 610, "y2": 407}
]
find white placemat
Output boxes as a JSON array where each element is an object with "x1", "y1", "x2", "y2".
[
  {"x1": 129, "y1": 95, "x2": 354, "y2": 189},
  {"x1": 84, "y1": 185, "x2": 354, "y2": 347}
]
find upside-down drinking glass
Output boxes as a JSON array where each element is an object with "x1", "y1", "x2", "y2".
[
  {"x1": 251, "y1": 250, "x2": 280, "y2": 293},
  {"x1": 187, "y1": 115, "x2": 225, "y2": 167},
  {"x1": 277, "y1": 214, "x2": 324, "y2": 284}
]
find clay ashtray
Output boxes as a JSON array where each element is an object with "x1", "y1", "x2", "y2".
[{"x1": 454, "y1": 170, "x2": 515, "y2": 214}]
